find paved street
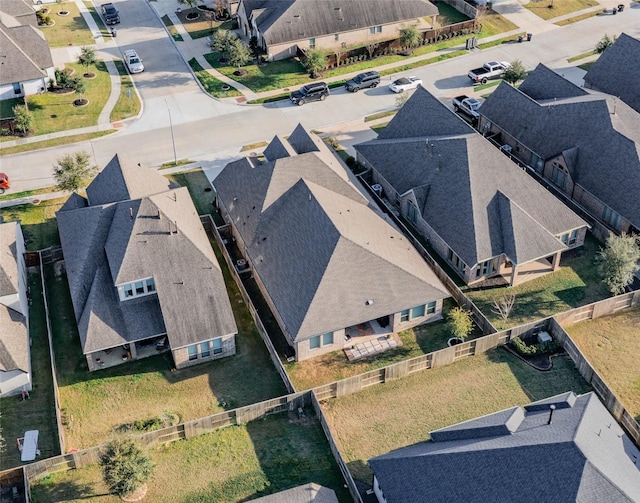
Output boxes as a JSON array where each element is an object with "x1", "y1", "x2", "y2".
[{"x1": 1, "y1": 0, "x2": 639, "y2": 193}]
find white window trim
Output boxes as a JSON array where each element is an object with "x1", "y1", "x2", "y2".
[{"x1": 117, "y1": 277, "x2": 156, "y2": 301}]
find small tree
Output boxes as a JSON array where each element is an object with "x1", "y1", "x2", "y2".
[
  {"x1": 77, "y1": 46, "x2": 97, "y2": 75},
  {"x1": 399, "y1": 25, "x2": 420, "y2": 54},
  {"x1": 177, "y1": 0, "x2": 198, "y2": 10},
  {"x1": 503, "y1": 60, "x2": 527, "y2": 85},
  {"x1": 595, "y1": 34, "x2": 616, "y2": 54},
  {"x1": 210, "y1": 29, "x2": 235, "y2": 61},
  {"x1": 100, "y1": 437, "x2": 155, "y2": 498},
  {"x1": 13, "y1": 104, "x2": 33, "y2": 136},
  {"x1": 395, "y1": 90, "x2": 412, "y2": 109},
  {"x1": 303, "y1": 48, "x2": 326, "y2": 78},
  {"x1": 597, "y1": 233, "x2": 640, "y2": 295},
  {"x1": 53, "y1": 151, "x2": 96, "y2": 193},
  {"x1": 491, "y1": 292, "x2": 516, "y2": 321},
  {"x1": 228, "y1": 38, "x2": 251, "y2": 73},
  {"x1": 447, "y1": 307, "x2": 474, "y2": 341}
]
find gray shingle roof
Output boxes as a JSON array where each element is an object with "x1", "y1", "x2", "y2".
[
  {"x1": 0, "y1": 22, "x2": 52, "y2": 86},
  {"x1": 369, "y1": 392, "x2": 640, "y2": 502},
  {"x1": 0, "y1": 221, "x2": 19, "y2": 297},
  {"x1": 584, "y1": 33, "x2": 640, "y2": 114},
  {"x1": 480, "y1": 65, "x2": 640, "y2": 227},
  {"x1": 355, "y1": 87, "x2": 586, "y2": 268},
  {"x1": 0, "y1": 0, "x2": 36, "y2": 26},
  {"x1": 0, "y1": 305, "x2": 28, "y2": 373},
  {"x1": 57, "y1": 155, "x2": 237, "y2": 354},
  {"x1": 518, "y1": 63, "x2": 588, "y2": 101},
  {"x1": 248, "y1": 483, "x2": 339, "y2": 502},
  {"x1": 214, "y1": 126, "x2": 449, "y2": 342},
  {"x1": 242, "y1": 0, "x2": 438, "y2": 45}
]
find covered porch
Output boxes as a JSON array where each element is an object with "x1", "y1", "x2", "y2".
[
  {"x1": 88, "y1": 335, "x2": 169, "y2": 371},
  {"x1": 343, "y1": 318, "x2": 402, "y2": 361},
  {"x1": 500, "y1": 253, "x2": 561, "y2": 287}
]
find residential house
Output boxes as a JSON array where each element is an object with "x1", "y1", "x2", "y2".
[
  {"x1": 214, "y1": 124, "x2": 450, "y2": 361},
  {"x1": 369, "y1": 391, "x2": 640, "y2": 502},
  {"x1": 355, "y1": 87, "x2": 588, "y2": 287},
  {"x1": 0, "y1": 0, "x2": 37, "y2": 27},
  {"x1": 237, "y1": 0, "x2": 438, "y2": 61},
  {"x1": 0, "y1": 221, "x2": 30, "y2": 397},
  {"x1": 0, "y1": 8, "x2": 54, "y2": 100},
  {"x1": 479, "y1": 64, "x2": 640, "y2": 240},
  {"x1": 583, "y1": 33, "x2": 640, "y2": 114},
  {"x1": 248, "y1": 483, "x2": 339, "y2": 502},
  {"x1": 56, "y1": 155, "x2": 237, "y2": 371}
]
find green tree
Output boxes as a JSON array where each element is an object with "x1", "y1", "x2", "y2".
[
  {"x1": 13, "y1": 104, "x2": 33, "y2": 136},
  {"x1": 177, "y1": 0, "x2": 198, "y2": 10},
  {"x1": 100, "y1": 437, "x2": 155, "y2": 498},
  {"x1": 447, "y1": 307, "x2": 474, "y2": 341},
  {"x1": 595, "y1": 34, "x2": 616, "y2": 54},
  {"x1": 399, "y1": 25, "x2": 420, "y2": 54},
  {"x1": 77, "y1": 46, "x2": 97, "y2": 74},
  {"x1": 303, "y1": 48, "x2": 326, "y2": 78},
  {"x1": 53, "y1": 151, "x2": 96, "y2": 192},
  {"x1": 210, "y1": 29, "x2": 235, "y2": 61},
  {"x1": 597, "y1": 233, "x2": 640, "y2": 295},
  {"x1": 0, "y1": 412, "x2": 6, "y2": 455},
  {"x1": 228, "y1": 38, "x2": 251, "y2": 73},
  {"x1": 503, "y1": 59, "x2": 527, "y2": 85}
]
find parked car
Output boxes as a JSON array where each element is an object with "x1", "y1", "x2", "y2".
[
  {"x1": 452, "y1": 95, "x2": 481, "y2": 122},
  {"x1": 289, "y1": 82, "x2": 329, "y2": 105},
  {"x1": 345, "y1": 71, "x2": 380, "y2": 92},
  {"x1": 388, "y1": 76, "x2": 422, "y2": 93},
  {"x1": 467, "y1": 61, "x2": 509, "y2": 84},
  {"x1": 123, "y1": 49, "x2": 144, "y2": 73},
  {"x1": 0, "y1": 173, "x2": 10, "y2": 194},
  {"x1": 101, "y1": 3, "x2": 120, "y2": 25}
]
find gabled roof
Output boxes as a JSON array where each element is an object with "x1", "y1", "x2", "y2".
[
  {"x1": 0, "y1": 221, "x2": 19, "y2": 298},
  {"x1": 0, "y1": 0, "x2": 36, "y2": 26},
  {"x1": 0, "y1": 21, "x2": 52, "y2": 86},
  {"x1": 0, "y1": 306, "x2": 28, "y2": 373},
  {"x1": 369, "y1": 392, "x2": 640, "y2": 502},
  {"x1": 242, "y1": 0, "x2": 437, "y2": 46},
  {"x1": 480, "y1": 65, "x2": 640, "y2": 228},
  {"x1": 518, "y1": 63, "x2": 588, "y2": 101},
  {"x1": 248, "y1": 483, "x2": 339, "y2": 502},
  {"x1": 57, "y1": 155, "x2": 237, "y2": 354},
  {"x1": 355, "y1": 87, "x2": 586, "y2": 268},
  {"x1": 584, "y1": 33, "x2": 640, "y2": 114},
  {"x1": 214, "y1": 126, "x2": 449, "y2": 341}
]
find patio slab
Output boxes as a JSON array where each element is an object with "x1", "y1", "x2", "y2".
[{"x1": 344, "y1": 333, "x2": 403, "y2": 361}]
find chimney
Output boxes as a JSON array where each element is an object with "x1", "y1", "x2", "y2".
[
  {"x1": 547, "y1": 404, "x2": 556, "y2": 425},
  {"x1": 173, "y1": 220, "x2": 179, "y2": 234}
]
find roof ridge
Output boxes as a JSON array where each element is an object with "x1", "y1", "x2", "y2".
[{"x1": 0, "y1": 25, "x2": 47, "y2": 78}]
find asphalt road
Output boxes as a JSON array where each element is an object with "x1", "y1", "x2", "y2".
[{"x1": 1, "y1": 5, "x2": 639, "y2": 192}]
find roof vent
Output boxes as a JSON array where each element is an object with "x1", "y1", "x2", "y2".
[
  {"x1": 334, "y1": 6, "x2": 341, "y2": 10},
  {"x1": 547, "y1": 404, "x2": 556, "y2": 425},
  {"x1": 365, "y1": 299, "x2": 374, "y2": 306},
  {"x1": 293, "y1": 14, "x2": 300, "y2": 17}
]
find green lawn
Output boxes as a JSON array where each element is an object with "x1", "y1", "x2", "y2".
[
  {"x1": 176, "y1": 10, "x2": 234, "y2": 39},
  {"x1": 0, "y1": 271, "x2": 60, "y2": 471},
  {"x1": 39, "y1": 2, "x2": 94, "y2": 47},
  {"x1": 466, "y1": 234, "x2": 610, "y2": 330},
  {"x1": 286, "y1": 299, "x2": 485, "y2": 390},
  {"x1": 30, "y1": 409, "x2": 351, "y2": 502},
  {"x1": 0, "y1": 197, "x2": 67, "y2": 251},
  {"x1": 434, "y1": 2, "x2": 470, "y2": 26},
  {"x1": 0, "y1": 131, "x2": 115, "y2": 154},
  {"x1": 554, "y1": 10, "x2": 599, "y2": 24},
  {"x1": 524, "y1": 0, "x2": 599, "y2": 19},
  {"x1": 0, "y1": 186, "x2": 58, "y2": 202},
  {"x1": 188, "y1": 58, "x2": 242, "y2": 98},
  {"x1": 0, "y1": 98, "x2": 24, "y2": 120},
  {"x1": 165, "y1": 169, "x2": 215, "y2": 215},
  {"x1": 110, "y1": 61, "x2": 142, "y2": 122},
  {"x1": 566, "y1": 308, "x2": 640, "y2": 419},
  {"x1": 323, "y1": 348, "x2": 591, "y2": 483},
  {"x1": 83, "y1": 1, "x2": 110, "y2": 38}
]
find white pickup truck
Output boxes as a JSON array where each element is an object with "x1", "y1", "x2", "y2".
[
  {"x1": 468, "y1": 61, "x2": 509, "y2": 84},
  {"x1": 453, "y1": 95, "x2": 481, "y2": 122}
]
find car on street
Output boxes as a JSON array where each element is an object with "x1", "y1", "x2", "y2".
[
  {"x1": 345, "y1": 71, "x2": 380, "y2": 92},
  {"x1": 0, "y1": 173, "x2": 10, "y2": 194},
  {"x1": 289, "y1": 82, "x2": 329, "y2": 105},
  {"x1": 123, "y1": 49, "x2": 144, "y2": 73},
  {"x1": 101, "y1": 3, "x2": 120, "y2": 25},
  {"x1": 388, "y1": 76, "x2": 422, "y2": 93}
]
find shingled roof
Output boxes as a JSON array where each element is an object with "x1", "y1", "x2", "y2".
[
  {"x1": 584, "y1": 33, "x2": 640, "y2": 114},
  {"x1": 57, "y1": 155, "x2": 237, "y2": 354},
  {"x1": 242, "y1": 0, "x2": 437, "y2": 45},
  {"x1": 0, "y1": 20, "x2": 52, "y2": 86},
  {"x1": 0, "y1": 0, "x2": 36, "y2": 26},
  {"x1": 214, "y1": 125, "x2": 449, "y2": 342},
  {"x1": 248, "y1": 483, "x2": 339, "y2": 502},
  {"x1": 355, "y1": 87, "x2": 586, "y2": 269},
  {"x1": 369, "y1": 392, "x2": 640, "y2": 502},
  {"x1": 480, "y1": 64, "x2": 640, "y2": 228}
]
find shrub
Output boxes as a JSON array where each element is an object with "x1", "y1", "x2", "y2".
[
  {"x1": 100, "y1": 438, "x2": 155, "y2": 498},
  {"x1": 447, "y1": 307, "x2": 474, "y2": 341},
  {"x1": 510, "y1": 336, "x2": 560, "y2": 356},
  {"x1": 345, "y1": 156, "x2": 356, "y2": 168}
]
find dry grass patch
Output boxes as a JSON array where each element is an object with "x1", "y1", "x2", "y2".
[
  {"x1": 524, "y1": 0, "x2": 599, "y2": 19},
  {"x1": 322, "y1": 348, "x2": 591, "y2": 483},
  {"x1": 565, "y1": 308, "x2": 640, "y2": 418}
]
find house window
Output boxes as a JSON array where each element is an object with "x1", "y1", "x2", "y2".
[
  {"x1": 550, "y1": 164, "x2": 567, "y2": 190},
  {"x1": 530, "y1": 153, "x2": 543, "y2": 173},
  {"x1": 117, "y1": 277, "x2": 157, "y2": 301},
  {"x1": 135, "y1": 281, "x2": 144, "y2": 295},
  {"x1": 309, "y1": 38, "x2": 316, "y2": 49},
  {"x1": 426, "y1": 301, "x2": 436, "y2": 314},
  {"x1": 369, "y1": 25, "x2": 382, "y2": 34},
  {"x1": 411, "y1": 305, "x2": 426, "y2": 318},
  {"x1": 447, "y1": 249, "x2": 454, "y2": 261},
  {"x1": 562, "y1": 229, "x2": 578, "y2": 246},
  {"x1": 200, "y1": 342, "x2": 210, "y2": 358},
  {"x1": 448, "y1": 249, "x2": 466, "y2": 274},
  {"x1": 400, "y1": 309, "x2": 410, "y2": 322},
  {"x1": 322, "y1": 332, "x2": 334, "y2": 345},
  {"x1": 334, "y1": 33, "x2": 339, "y2": 41},
  {"x1": 124, "y1": 284, "x2": 134, "y2": 298},
  {"x1": 146, "y1": 278, "x2": 156, "y2": 292},
  {"x1": 309, "y1": 335, "x2": 321, "y2": 349},
  {"x1": 376, "y1": 25, "x2": 382, "y2": 33},
  {"x1": 213, "y1": 337, "x2": 223, "y2": 355},
  {"x1": 13, "y1": 83, "x2": 21, "y2": 95},
  {"x1": 187, "y1": 345, "x2": 198, "y2": 361},
  {"x1": 407, "y1": 202, "x2": 418, "y2": 225},
  {"x1": 603, "y1": 206, "x2": 621, "y2": 230}
]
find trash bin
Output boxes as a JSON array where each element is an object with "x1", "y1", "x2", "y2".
[
  {"x1": 527, "y1": 33, "x2": 533, "y2": 42},
  {"x1": 518, "y1": 35, "x2": 523, "y2": 43},
  {"x1": 617, "y1": 3, "x2": 624, "y2": 11},
  {"x1": 612, "y1": 7, "x2": 617, "y2": 13}
]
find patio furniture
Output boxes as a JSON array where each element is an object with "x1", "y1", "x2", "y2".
[{"x1": 18, "y1": 430, "x2": 39, "y2": 462}]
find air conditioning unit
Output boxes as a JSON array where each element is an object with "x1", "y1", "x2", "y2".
[{"x1": 500, "y1": 144, "x2": 512, "y2": 154}]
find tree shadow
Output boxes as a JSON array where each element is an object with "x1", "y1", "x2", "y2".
[{"x1": 30, "y1": 478, "x2": 103, "y2": 501}]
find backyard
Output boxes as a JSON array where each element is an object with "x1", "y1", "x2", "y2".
[
  {"x1": 0, "y1": 197, "x2": 67, "y2": 251},
  {"x1": 466, "y1": 234, "x2": 610, "y2": 329},
  {"x1": 29, "y1": 409, "x2": 351, "y2": 502},
  {"x1": 565, "y1": 307, "x2": 640, "y2": 419},
  {"x1": 322, "y1": 348, "x2": 591, "y2": 483}
]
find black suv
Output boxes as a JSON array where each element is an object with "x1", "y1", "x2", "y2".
[
  {"x1": 101, "y1": 3, "x2": 120, "y2": 25},
  {"x1": 290, "y1": 82, "x2": 330, "y2": 106},
  {"x1": 345, "y1": 71, "x2": 380, "y2": 92}
]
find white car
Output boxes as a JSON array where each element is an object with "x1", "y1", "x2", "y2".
[
  {"x1": 124, "y1": 49, "x2": 144, "y2": 74},
  {"x1": 388, "y1": 76, "x2": 422, "y2": 93}
]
